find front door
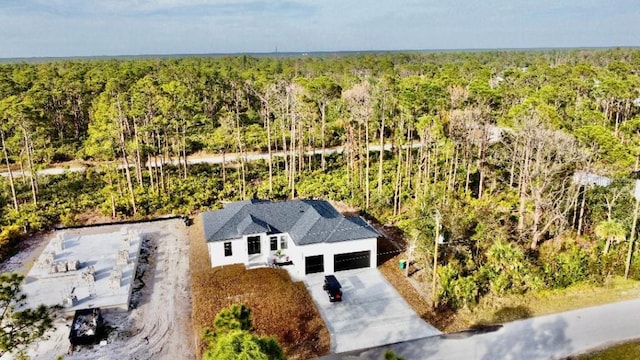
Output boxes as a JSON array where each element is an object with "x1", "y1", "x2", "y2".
[{"x1": 247, "y1": 236, "x2": 261, "y2": 255}]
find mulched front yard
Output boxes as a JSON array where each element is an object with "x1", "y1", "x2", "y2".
[{"x1": 189, "y1": 216, "x2": 330, "y2": 360}]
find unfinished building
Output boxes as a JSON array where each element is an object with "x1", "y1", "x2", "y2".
[{"x1": 21, "y1": 226, "x2": 144, "y2": 313}]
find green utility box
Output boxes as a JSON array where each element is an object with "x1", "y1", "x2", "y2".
[{"x1": 399, "y1": 260, "x2": 407, "y2": 270}]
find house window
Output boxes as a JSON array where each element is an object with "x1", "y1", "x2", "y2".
[
  {"x1": 247, "y1": 236, "x2": 261, "y2": 255},
  {"x1": 224, "y1": 242, "x2": 232, "y2": 257},
  {"x1": 270, "y1": 237, "x2": 278, "y2": 251},
  {"x1": 280, "y1": 235, "x2": 288, "y2": 250}
]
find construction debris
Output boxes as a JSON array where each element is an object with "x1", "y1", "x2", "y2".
[
  {"x1": 63, "y1": 293, "x2": 78, "y2": 308},
  {"x1": 109, "y1": 268, "x2": 122, "y2": 289},
  {"x1": 53, "y1": 232, "x2": 66, "y2": 251},
  {"x1": 81, "y1": 266, "x2": 96, "y2": 285},
  {"x1": 67, "y1": 259, "x2": 80, "y2": 271},
  {"x1": 116, "y1": 249, "x2": 129, "y2": 266},
  {"x1": 69, "y1": 308, "x2": 104, "y2": 348},
  {"x1": 42, "y1": 251, "x2": 55, "y2": 267},
  {"x1": 47, "y1": 259, "x2": 81, "y2": 274}
]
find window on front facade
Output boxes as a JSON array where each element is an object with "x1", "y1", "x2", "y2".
[
  {"x1": 247, "y1": 236, "x2": 261, "y2": 255},
  {"x1": 224, "y1": 242, "x2": 232, "y2": 257},
  {"x1": 270, "y1": 236, "x2": 278, "y2": 251},
  {"x1": 280, "y1": 235, "x2": 288, "y2": 250}
]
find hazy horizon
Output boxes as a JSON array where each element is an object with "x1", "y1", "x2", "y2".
[
  {"x1": 3, "y1": 46, "x2": 639, "y2": 64},
  {"x1": 2, "y1": 1, "x2": 639, "y2": 59}
]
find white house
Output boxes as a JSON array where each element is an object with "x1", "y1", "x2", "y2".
[{"x1": 201, "y1": 199, "x2": 380, "y2": 276}]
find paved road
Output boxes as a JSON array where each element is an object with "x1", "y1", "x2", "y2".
[
  {"x1": 305, "y1": 268, "x2": 440, "y2": 353},
  {"x1": 321, "y1": 297, "x2": 640, "y2": 360}
]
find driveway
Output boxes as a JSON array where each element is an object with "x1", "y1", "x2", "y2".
[{"x1": 304, "y1": 268, "x2": 441, "y2": 353}]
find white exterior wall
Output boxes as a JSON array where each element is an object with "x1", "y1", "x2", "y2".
[
  {"x1": 287, "y1": 237, "x2": 377, "y2": 275},
  {"x1": 208, "y1": 234, "x2": 377, "y2": 276},
  {"x1": 208, "y1": 238, "x2": 247, "y2": 267},
  {"x1": 209, "y1": 232, "x2": 289, "y2": 267}
]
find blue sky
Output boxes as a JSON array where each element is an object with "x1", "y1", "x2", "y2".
[{"x1": 1, "y1": 0, "x2": 638, "y2": 58}]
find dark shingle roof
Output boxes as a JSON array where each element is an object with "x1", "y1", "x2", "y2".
[{"x1": 202, "y1": 199, "x2": 380, "y2": 245}]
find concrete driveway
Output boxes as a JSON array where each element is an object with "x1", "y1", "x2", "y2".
[{"x1": 304, "y1": 268, "x2": 441, "y2": 353}]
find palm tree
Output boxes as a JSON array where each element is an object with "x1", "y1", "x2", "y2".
[{"x1": 594, "y1": 220, "x2": 626, "y2": 254}]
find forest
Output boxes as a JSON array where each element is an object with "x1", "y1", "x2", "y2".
[{"x1": 1, "y1": 48, "x2": 640, "y2": 309}]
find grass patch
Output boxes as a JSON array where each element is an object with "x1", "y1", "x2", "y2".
[
  {"x1": 570, "y1": 339, "x2": 640, "y2": 360},
  {"x1": 188, "y1": 216, "x2": 330, "y2": 360},
  {"x1": 457, "y1": 277, "x2": 640, "y2": 329},
  {"x1": 380, "y1": 250, "x2": 640, "y2": 333}
]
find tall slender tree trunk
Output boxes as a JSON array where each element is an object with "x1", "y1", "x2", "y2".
[
  {"x1": 148, "y1": 154, "x2": 155, "y2": 194},
  {"x1": 1, "y1": 129, "x2": 18, "y2": 210},
  {"x1": 517, "y1": 144, "x2": 531, "y2": 236},
  {"x1": 321, "y1": 103, "x2": 327, "y2": 170},
  {"x1": 433, "y1": 144, "x2": 439, "y2": 184},
  {"x1": 120, "y1": 135, "x2": 137, "y2": 215},
  {"x1": 265, "y1": 105, "x2": 273, "y2": 194},
  {"x1": 625, "y1": 197, "x2": 640, "y2": 278},
  {"x1": 365, "y1": 117, "x2": 370, "y2": 209},
  {"x1": 477, "y1": 127, "x2": 487, "y2": 198},
  {"x1": 509, "y1": 145, "x2": 518, "y2": 188},
  {"x1": 281, "y1": 116, "x2": 288, "y2": 178},
  {"x1": 221, "y1": 150, "x2": 226, "y2": 184},
  {"x1": 234, "y1": 98, "x2": 246, "y2": 199},
  {"x1": 404, "y1": 126, "x2": 413, "y2": 191},
  {"x1": 156, "y1": 132, "x2": 166, "y2": 193},
  {"x1": 378, "y1": 110, "x2": 385, "y2": 196},
  {"x1": 116, "y1": 102, "x2": 137, "y2": 215},
  {"x1": 182, "y1": 122, "x2": 188, "y2": 179},
  {"x1": 289, "y1": 108, "x2": 296, "y2": 199},
  {"x1": 357, "y1": 122, "x2": 363, "y2": 192},
  {"x1": 308, "y1": 128, "x2": 314, "y2": 172},
  {"x1": 298, "y1": 116, "x2": 304, "y2": 175},
  {"x1": 144, "y1": 128, "x2": 155, "y2": 194},
  {"x1": 464, "y1": 154, "x2": 472, "y2": 195},
  {"x1": 415, "y1": 131, "x2": 425, "y2": 198},
  {"x1": 393, "y1": 146, "x2": 403, "y2": 216},
  {"x1": 107, "y1": 169, "x2": 116, "y2": 218},
  {"x1": 18, "y1": 153, "x2": 26, "y2": 186},
  {"x1": 20, "y1": 125, "x2": 37, "y2": 205},
  {"x1": 448, "y1": 147, "x2": 458, "y2": 193},
  {"x1": 530, "y1": 190, "x2": 542, "y2": 249},
  {"x1": 133, "y1": 118, "x2": 143, "y2": 185},
  {"x1": 577, "y1": 186, "x2": 588, "y2": 235},
  {"x1": 425, "y1": 145, "x2": 432, "y2": 188}
]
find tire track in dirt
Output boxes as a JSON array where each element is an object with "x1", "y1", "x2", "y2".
[{"x1": 107, "y1": 221, "x2": 194, "y2": 360}]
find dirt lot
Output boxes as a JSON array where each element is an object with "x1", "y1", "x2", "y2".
[{"x1": 1, "y1": 218, "x2": 194, "y2": 360}]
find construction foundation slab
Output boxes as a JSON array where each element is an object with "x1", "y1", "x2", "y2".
[{"x1": 21, "y1": 227, "x2": 143, "y2": 313}]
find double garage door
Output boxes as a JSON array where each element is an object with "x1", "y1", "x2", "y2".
[{"x1": 304, "y1": 251, "x2": 371, "y2": 274}]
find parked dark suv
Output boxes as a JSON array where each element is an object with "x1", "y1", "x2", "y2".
[{"x1": 323, "y1": 275, "x2": 342, "y2": 302}]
